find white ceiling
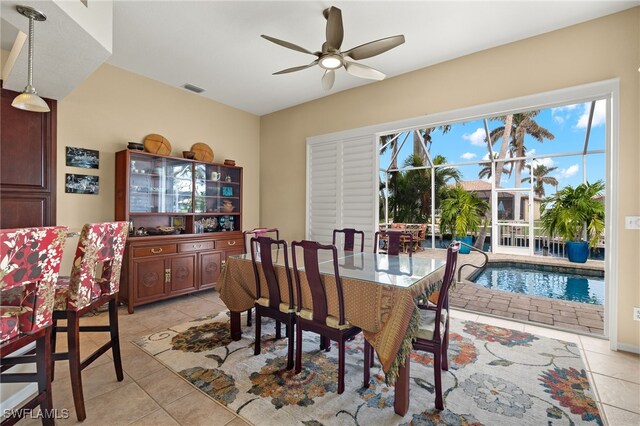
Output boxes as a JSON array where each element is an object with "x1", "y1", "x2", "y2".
[{"x1": 3, "y1": 1, "x2": 638, "y2": 116}]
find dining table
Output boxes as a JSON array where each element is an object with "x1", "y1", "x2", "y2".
[{"x1": 218, "y1": 248, "x2": 446, "y2": 416}]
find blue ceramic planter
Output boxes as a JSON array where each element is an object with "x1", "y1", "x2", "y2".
[
  {"x1": 566, "y1": 241, "x2": 589, "y2": 263},
  {"x1": 455, "y1": 236, "x2": 473, "y2": 254}
]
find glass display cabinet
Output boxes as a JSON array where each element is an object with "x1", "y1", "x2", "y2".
[{"x1": 115, "y1": 149, "x2": 243, "y2": 313}]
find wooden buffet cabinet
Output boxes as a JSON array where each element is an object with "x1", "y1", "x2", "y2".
[{"x1": 115, "y1": 150, "x2": 243, "y2": 313}]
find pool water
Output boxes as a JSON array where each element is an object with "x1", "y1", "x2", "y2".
[{"x1": 472, "y1": 264, "x2": 604, "y2": 305}]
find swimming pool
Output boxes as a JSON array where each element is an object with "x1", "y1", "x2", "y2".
[{"x1": 471, "y1": 262, "x2": 605, "y2": 305}]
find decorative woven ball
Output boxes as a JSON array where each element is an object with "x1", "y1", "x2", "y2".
[{"x1": 143, "y1": 134, "x2": 171, "y2": 155}]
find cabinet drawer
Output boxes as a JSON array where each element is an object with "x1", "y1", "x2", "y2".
[
  {"x1": 179, "y1": 241, "x2": 215, "y2": 253},
  {"x1": 133, "y1": 244, "x2": 177, "y2": 258},
  {"x1": 218, "y1": 238, "x2": 243, "y2": 250}
]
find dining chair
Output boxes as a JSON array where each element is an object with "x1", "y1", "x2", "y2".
[
  {"x1": 0, "y1": 226, "x2": 67, "y2": 426},
  {"x1": 332, "y1": 228, "x2": 365, "y2": 252},
  {"x1": 412, "y1": 241, "x2": 460, "y2": 410},
  {"x1": 50, "y1": 222, "x2": 128, "y2": 421},
  {"x1": 291, "y1": 240, "x2": 373, "y2": 393},
  {"x1": 242, "y1": 228, "x2": 279, "y2": 326},
  {"x1": 374, "y1": 230, "x2": 413, "y2": 256},
  {"x1": 250, "y1": 236, "x2": 296, "y2": 370},
  {"x1": 243, "y1": 227, "x2": 280, "y2": 254}
]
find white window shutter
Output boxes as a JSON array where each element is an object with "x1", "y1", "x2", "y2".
[{"x1": 307, "y1": 135, "x2": 377, "y2": 250}]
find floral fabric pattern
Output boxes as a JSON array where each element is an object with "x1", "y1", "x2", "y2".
[
  {"x1": 134, "y1": 315, "x2": 602, "y2": 426},
  {"x1": 0, "y1": 226, "x2": 67, "y2": 343},
  {"x1": 463, "y1": 322, "x2": 539, "y2": 347},
  {"x1": 248, "y1": 354, "x2": 338, "y2": 408},
  {"x1": 540, "y1": 367, "x2": 602, "y2": 425},
  {"x1": 55, "y1": 222, "x2": 128, "y2": 311}
]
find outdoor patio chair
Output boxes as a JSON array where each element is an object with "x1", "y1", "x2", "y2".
[
  {"x1": 51, "y1": 222, "x2": 128, "y2": 421},
  {"x1": 332, "y1": 228, "x2": 365, "y2": 252},
  {"x1": 374, "y1": 230, "x2": 413, "y2": 256},
  {"x1": 250, "y1": 236, "x2": 296, "y2": 370},
  {"x1": 1, "y1": 226, "x2": 67, "y2": 426},
  {"x1": 291, "y1": 240, "x2": 373, "y2": 393},
  {"x1": 412, "y1": 241, "x2": 460, "y2": 410}
]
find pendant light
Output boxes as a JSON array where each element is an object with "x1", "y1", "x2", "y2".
[{"x1": 11, "y1": 5, "x2": 49, "y2": 113}]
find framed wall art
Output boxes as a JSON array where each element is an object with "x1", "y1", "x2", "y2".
[
  {"x1": 66, "y1": 147, "x2": 99, "y2": 169},
  {"x1": 65, "y1": 174, "x2": 99, "y2": 194}
]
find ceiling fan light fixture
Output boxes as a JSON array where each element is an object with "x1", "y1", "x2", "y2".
[
  {"x1": 12, "y1": 5, "x2": 49, "y2": 113},
  {"x1": 319, "y1": 54, "x2": 343, "y2": 70}
]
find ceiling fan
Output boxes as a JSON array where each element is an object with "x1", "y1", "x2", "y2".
[{"x1": 261, "y1": 6, "x2": 405, "y2": 91}]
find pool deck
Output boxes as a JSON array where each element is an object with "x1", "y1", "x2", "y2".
[{"x1": 414, "y1": 249, "x2": 605, "y2": 336}]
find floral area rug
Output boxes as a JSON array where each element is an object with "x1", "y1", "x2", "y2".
[{"x1": 133, "y1": 312, "x2": 602, "y2": 426}]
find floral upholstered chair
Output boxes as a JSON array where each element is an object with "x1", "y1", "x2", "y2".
[
  {"x1": 51, "y1": 222, "x2": 128, "y2": 421},
  {"x1": 0, "y1": 226, "x2": 67, "y2": 425}
]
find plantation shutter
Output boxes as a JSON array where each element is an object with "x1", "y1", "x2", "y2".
[{"x1": 307, "y1": 134, "x2": 377, "y2": 251}]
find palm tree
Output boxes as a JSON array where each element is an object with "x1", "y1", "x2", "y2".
[
  {"x1": 478, "y1": 153, "x2": 512, "y2": 181},
  {"x1": 490, "y1": 111, "x2": 554, "y2": 219},
  {"x1": 522, "y1": 164, "x2": 558, "y2": 198}
]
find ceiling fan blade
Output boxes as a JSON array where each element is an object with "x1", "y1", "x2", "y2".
[
  {"x1": 344, "y1": 35, "x2": 405, "y2": 60},
  {"x1": 321, "y1": 69, "x2": 335, "y2": 91},
  {"x1": 261, "y1": 34, "x2": 316, "y2": 56},
  {"x1": 273, "y1": 59, "x2": 320, "y2": 75},
  {"x1": 345, "y1": 61, "x2": 386, "y2": 80},
  {"x1": 324, "y1": 6, "x2": 344, "y2": 50}
]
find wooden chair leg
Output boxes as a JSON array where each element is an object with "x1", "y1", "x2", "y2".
[
  {"x1": 109, "y1": 298, "x2": 124, "y2": 382},
  {"x1": 294, "y1": 323, "x2": 303, "y2": 374},
  {"x1": 254, "y1": 310, "x2": 262, "y2": 356},
  {"x1": 363, "y1": 339, "x2": 370, "y2": 387},
  {"x1": 338, "y1": 339, "x2": 345, "y2": 394},
  {"x1": 442, "y1": 329, "x2": 449, "y2": 371},
  {"x1": 433, "y1": 347, "x2": 443, "y2": 410},
  {"x1": 67, "y1": 311, "x2": 86, "y2": 421},
  {"x1": 50, "y1": 318, "x2": 57, "y2": 382},
  {"x1": 246, "y1": 308, "x2": 252, "y2": 326},
  {"x1": 37, "y1": 328, "x2": 54, "y2": 426},
  {"x1": 286, "y1": 318, "x2": 294, "y2": 370},
  {"x1": 275, "y1": 320, "x2": 281, "y2": 339}
]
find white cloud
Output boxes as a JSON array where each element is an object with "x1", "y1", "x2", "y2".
[
  {"x1": 551, "y1": 104, "x2": 578, "y2": 125},
  {"x1": 482, "y1": 152, "x2": 491, "y2": 161},
  {"x1": 576, "y1": 100, "x2": 606, "y2": 129},
  {"x1": 462, "y1": 128, "x2": 488, "y2": 146},
  {"x1": 461, "y1": 152, "x2": 476, "y2": 160},
  {"x1": 557, "y1": 164, "x2": 579, "y2": 179},
  {"x1": 535, "y1": 158, "x2": 556, "y2": 168}
]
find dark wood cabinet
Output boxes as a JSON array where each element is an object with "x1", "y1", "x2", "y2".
[
  {"x1": 115, "y1": 150, "x2": 244, "y2": 313},
  {"x1": 0, "y1": 88, "x2": 57, "y2": 228}
]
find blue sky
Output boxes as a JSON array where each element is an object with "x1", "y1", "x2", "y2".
[{"x1": 380, "y1": 99, "x2": 606, "y2": 196}]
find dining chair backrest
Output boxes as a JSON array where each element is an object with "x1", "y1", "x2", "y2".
[
  {"x1": 243, "y1": 227, "x2": 279, "y2": 254},
  {"x1": 63, "y1": 222, "x2": 129, "y2": 310},
  {"x1": 0, "y1": 226, "x2": 67, "y2": 343},
  {"x1": 250, "y1": 236, "x2": 294, "y2": 311},
  {"x1": 332, "y1": 228, "x2": 365, "y2": 252},
  {"x1": 374, "y1": 230, "x2": 412, "y2": 256},
  {"x1": 432, "y1": 241, "x2": 460, "y2": 338},
  {"x1": 291, "y1": 240, "x2": 347, "y2": 326}
]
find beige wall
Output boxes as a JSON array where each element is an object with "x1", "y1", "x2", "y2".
[
  {"x1": 260, "y1": 9, "x2": 640, "y2": 348},
  {"x1": 55, "y1": 64, "x2": 260, "y2": 267}
]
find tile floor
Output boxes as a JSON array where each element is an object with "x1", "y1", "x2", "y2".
[{"x1": 16, "y1": 289, "x2": 640, "y2": 425}]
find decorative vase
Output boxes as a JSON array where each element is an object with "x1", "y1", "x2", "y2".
[{"x1": 566, "y1": 241, "x2": 589, "y2": 263}]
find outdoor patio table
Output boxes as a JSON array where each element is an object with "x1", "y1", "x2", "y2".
[{"x1": 219, "y1": 249, "x2": 445, "y2": 416}]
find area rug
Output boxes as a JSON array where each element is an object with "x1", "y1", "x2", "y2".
[{"x1": 133, "y1": 312, "x2": 602, "y2": 426}]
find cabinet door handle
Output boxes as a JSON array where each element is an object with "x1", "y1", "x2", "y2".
[
  {"x1": 227, "y1": 241, "x2": 236, "y2": 246},
  {"x1": 164, "y1": 269, "x2": 171, "y2": 283},
  {"x1": 151, "y1": 247, "x2": 163, "y2": 254},
  {"x1": 221, "y1": 259, "x2": 226, "y2": 265},
  {"x1": 193, "y1": 244, "x2": 202, "y2": 249}
]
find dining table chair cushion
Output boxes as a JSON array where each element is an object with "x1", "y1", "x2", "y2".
[
  {"x1": 298, "y1": 308, "x2": 353, "y2": 330},
  {"x1": 416, "y1": 309, "x2": 448, "y2": 341},
  {"x1": 256, "y1": 297, "x2": 295, "y2": 314}
]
